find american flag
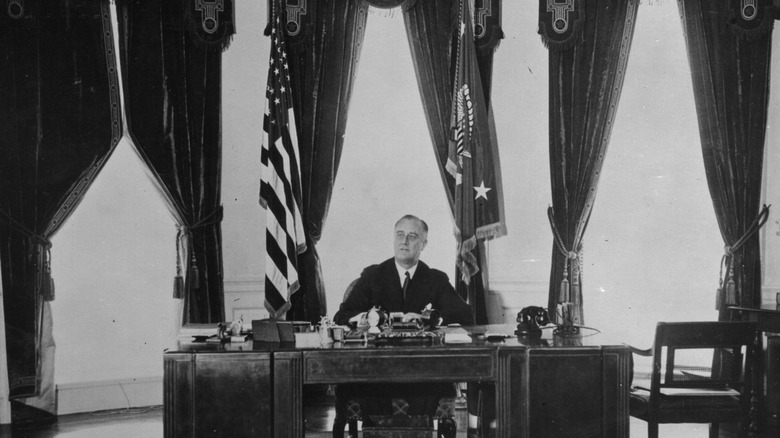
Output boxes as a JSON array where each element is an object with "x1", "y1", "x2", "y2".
[{"x1": 260, "y1": 0, "x2": 306, "y2": 319}]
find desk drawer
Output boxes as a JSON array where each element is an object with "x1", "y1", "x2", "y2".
[{"x1": 303, "y1": 349, "x2": 496, "y2": 383}]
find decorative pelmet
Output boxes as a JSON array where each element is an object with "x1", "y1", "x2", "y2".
[
  {"x1": 727, "y1": 0, "x2": 775, "y2": 40},
  {"x1": 7, "y1": 0, "x2": 23, "y2": 19},
  {"x1": 538, "y1": 0, "x2": 584, "y2": 51},
  {"x1": 184, "y1": 0, "x2": 236, "y2": 52},
  {"x1": 475, "y1": 0, "x2": 503, "y2": 53}
]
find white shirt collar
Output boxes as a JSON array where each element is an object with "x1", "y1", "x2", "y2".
[{"x1": 395, "y1": 261, "x2": 418, "y2": 287}]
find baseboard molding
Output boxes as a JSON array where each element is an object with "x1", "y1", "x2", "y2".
[{"x1": 56, "y1": 376, "x2": 162, "y2": 416}]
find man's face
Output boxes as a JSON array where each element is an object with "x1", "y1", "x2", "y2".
[{"x1": 394, "y1": 218, "x2": 427, "y2": 267}]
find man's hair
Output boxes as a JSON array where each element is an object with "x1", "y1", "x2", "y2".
[{"x1": 395, "y1": 214, "x2": 428, "y2": 234}]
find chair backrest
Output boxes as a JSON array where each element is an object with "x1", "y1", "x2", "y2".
[
  {"x1": 342, "y1": 278, "x2": 360, "y2": 303},
  {"x1": 650, "y1": 321, "x2": 756, "y2": 393}
]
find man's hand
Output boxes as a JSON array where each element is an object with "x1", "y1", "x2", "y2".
[{"x1": 401, "y1": 312, "x2": 423, "y2": 322}]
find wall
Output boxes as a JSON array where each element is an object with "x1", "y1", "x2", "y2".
[{"x1": 37, "y1": 0, "x2": 780, "y2": 413}]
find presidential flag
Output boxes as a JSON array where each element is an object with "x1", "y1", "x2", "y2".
[
  {"x1": 260, "y1": 0, "x2": 306, "y2": 319},
  {"x1": 449, "y1": 0, "x2": 506, "y2": 285}
]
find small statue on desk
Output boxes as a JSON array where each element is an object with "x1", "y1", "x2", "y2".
[
  {"x1": 228, "y1": 315, "x2": 243, "y2": 336},
  {"x1": 367, "y1": 307, "x2": 386, "y2": 334},
  {"x1": 318, "y1": 315, "x2": 335, "y2": 345},
  {"x1": 216, "y1": 322, "x2": 229, "y2": 343},
  {"x1": 421, "y1": 303, "x2": 442, "y2": 330}
]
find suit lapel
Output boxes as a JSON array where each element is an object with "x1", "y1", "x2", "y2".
[
  {"x1": 405, "y1": 262, "x2": 431, "y2": 312},
  {"x1": 381, "y1": 259, "x2": 405, "y2": 310}
]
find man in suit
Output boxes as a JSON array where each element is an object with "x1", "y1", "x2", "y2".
[
  {"x1": 334, "y1": 214, "x2": 474, "y2": 326},
  {"x1": 332, "y1": 215, "x2": 473, "y2": 437}
]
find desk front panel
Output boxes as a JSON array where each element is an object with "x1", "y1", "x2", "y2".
[
  {"x1": 302, "y1": 347, "x2": 496, "y2": 384},
  {"x1": 164, "y1": 351, "x2": 272, "y2": 438},
  {"x1": 497, "y1": 346, "x2": 630, "y2": 438}
]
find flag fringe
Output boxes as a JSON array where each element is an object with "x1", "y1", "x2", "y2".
[
  {"x1": 288, "y1": 279, "x2": 301, "y2": 296},
  {"x1": 265, "y1": 300, "x2": 292, "y2": 320},
  {"x1": 475, "y1": 222, "x2": 506, "y2": 240},
  {"x1": 457, "y1": 235, "x2": 479, "y2": 283},
  {"x1": 446, "y1": 157, "x2": 459, "y2": 178}
]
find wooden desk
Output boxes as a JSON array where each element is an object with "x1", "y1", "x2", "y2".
[
  {"x1": 164, "y1": 348, "x2": 273, "y2": 437},
  {"x1": 164, "y1": 325, "x2": 630, "y2": 437},
  {"x1": 729, "y1": 304, "x2": 780, "y2": 429}
]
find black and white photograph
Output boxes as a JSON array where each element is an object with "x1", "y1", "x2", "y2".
[{"x1": 1, "y1": 0, "x2": 780, "y2": 436}]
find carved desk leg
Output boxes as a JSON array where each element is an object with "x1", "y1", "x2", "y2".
[
  {"x1": 496, "y1": 349, "x2": 528, "y2": 438},
  {"x1": 274, "y1": 351, "x2": 304, "y2": 438},
  {"x1": 748, "y1": 327, "x2": 764, "y2": 433}
]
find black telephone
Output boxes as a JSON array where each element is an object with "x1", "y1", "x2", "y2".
[{"x1": 515, "y1": 306, "x2": 550, "y2": 336}]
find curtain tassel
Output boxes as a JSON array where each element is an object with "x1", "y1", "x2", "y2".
[
  {"x1": 173, "y1": 275, "x2": 184, "y2": 299},
  {"x1": 40, "y1": 248, "x2": 55, "y2": 301},
  {"x1": 40, "y1": 270, "x2": 55, "y2": 302},
  {"x1": 559, "y1": 264, "x2": 570, "y2": 304},
  {"x1": 189, "y1": 252, "x2": 200, "y2": 290},
  {"x1": 570, "y1": 276, "x2": 580, "y2": 306},
  {"x1": 570, "y1": 251, "x2": 581, "y2": 306},
  {"x1": 174, "y1": 229, "x2": 184, "y2": 299},
  {"x1": 715, "y1": 286, "x2": 723, "y2": 311},
  {"x1": 723, "y1": 264, "x2": 737, "y2": 306},
  {"x1": 568, "y1": 252, "x2": 580, "y2": 325}
]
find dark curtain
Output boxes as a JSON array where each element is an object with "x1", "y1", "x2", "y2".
[
  {"x1": 0, "y1": 0, "x2": 121, "y2": 398},
  {"x1": 282, "y1": 0, "x2": 368, "y2": 323},
  {"x1": 116, "y1": 0, "x2": 230, "y2": 324},
  {"x1": 541, "y1": 0, "x2": 639, "y2": 325},
  {"x1": 678, "y1": 0, "x2": 773, "y2": 319},
  {"x1": 404, "y1": 0, "x2": 503, "y2": 324}
]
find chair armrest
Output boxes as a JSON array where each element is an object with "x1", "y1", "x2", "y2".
[{"x1": 623, "y1": 343, "x2": 652, "y2": 357}]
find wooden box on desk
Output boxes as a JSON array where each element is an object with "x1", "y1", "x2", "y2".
[{"x1": 252, "y1": 319, "x2": 295, "y2": 342}]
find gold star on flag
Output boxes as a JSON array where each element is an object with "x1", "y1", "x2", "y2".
[{"x1": 473, "y1": 181, "x2": 491, "y2": 200}]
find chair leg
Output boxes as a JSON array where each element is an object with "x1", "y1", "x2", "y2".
[
  {"x1": 438, "y1": 417, "x2": 456, "y2": 438},
  {"x1": 709, "y1": 422, "x2": 719, "y2": 438},
  {"x1": 648, "y1": 422, "x2": 659, "y2": 438},
  {"x1": 348, "y1": 418, "x2": 358, "y2": 438},
  {"x1": 332, "y1": 417, "x2": 345, "y2": 438}
]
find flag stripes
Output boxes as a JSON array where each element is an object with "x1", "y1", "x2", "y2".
[{"x1": 260, "y1": 0, "x2": 307, "y2": 319}]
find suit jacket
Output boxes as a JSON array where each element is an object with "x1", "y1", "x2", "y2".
[{"x1": 333, "y1": 258, "x2": 474, "y2": 326}]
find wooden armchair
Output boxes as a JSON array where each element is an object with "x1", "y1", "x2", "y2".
[{"x1": 627, "y1": 321, "x2": 756, "y2": 438}]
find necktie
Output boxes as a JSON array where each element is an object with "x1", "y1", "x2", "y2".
[{"x1": 402, "y1": 271, "x2": 410, "y2": 300}]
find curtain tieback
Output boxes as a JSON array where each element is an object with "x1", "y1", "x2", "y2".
[
  {"x1": 717, "y1": 204, "x2": 770, "y2": 309},
  {"x1": 174, "y1": 205, "x2": 224, "y2": 297},
  {"x1": 547, "y1": 207, "x2": 581, "y2": 305},
  {"x1": 0, "y1": 208, "x2": 55, "y2": 301}
]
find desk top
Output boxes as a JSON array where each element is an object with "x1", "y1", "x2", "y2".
[
  {"x1": 730, "y1": 303, "x2": 780, "y2": 315},
  {"x1": 729, "y1": 304, "x2": 780, "y2": 333},
  {"x1": 166, "y1": 323, "x2": 624, "y2": 355}
]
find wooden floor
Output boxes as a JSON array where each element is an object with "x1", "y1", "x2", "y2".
[{"x1": 1, "y1": 398, "x2": 778, "y2": 437}]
